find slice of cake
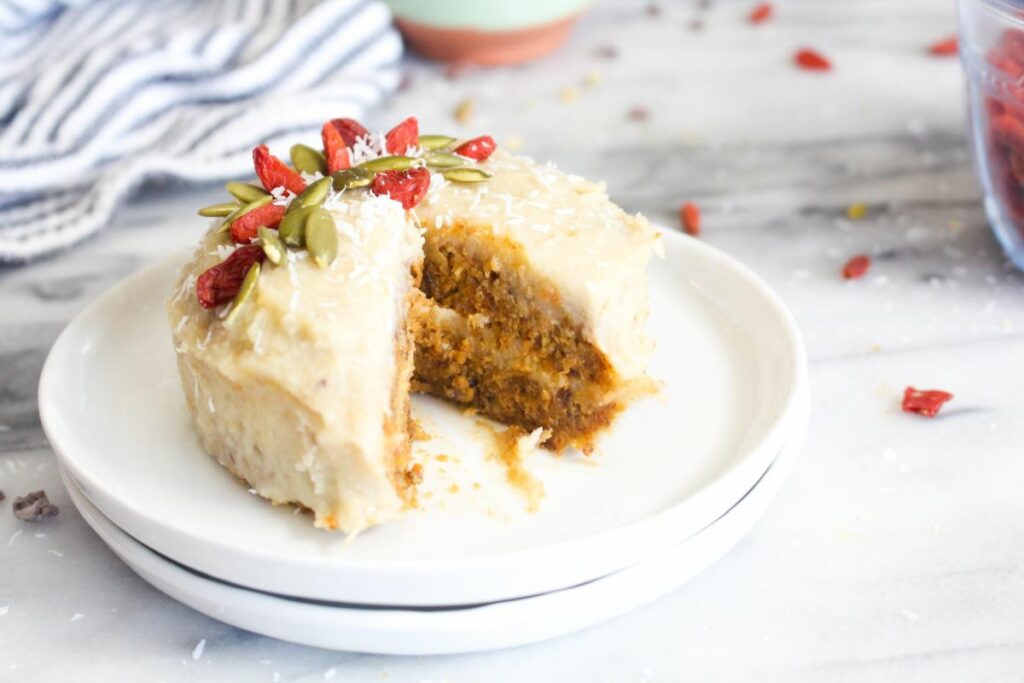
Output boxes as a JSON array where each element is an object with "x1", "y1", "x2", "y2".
[
  {"x1": 168, "y1": 150, "x2": 424, "y2": 532},
  {"x1": 168, "y1": 116, "x2": 658, "y2": 532},
  {"x1": 411, "y1": 149, "x2": 659, "y2": 453}
]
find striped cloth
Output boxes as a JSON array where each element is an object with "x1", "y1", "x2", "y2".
[{"x1": 0, "y1": 0, "x2": 402, "y2": 263}]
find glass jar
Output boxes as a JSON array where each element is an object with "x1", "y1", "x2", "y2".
[{"x1": 959, "y1": 0, "x2": 1024, "y2": 269}]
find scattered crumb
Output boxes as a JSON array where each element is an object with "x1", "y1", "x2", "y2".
[
  {"x1": 628, "y1": 106, "x2": 650, "y2": 122},
  {"x1": 70, "y1": 612, "x2": 85, "y2": 622},
  {"x1": 12, "y1": 491, "x2": 59, "y2": 522},
  {"x1": 846, "y1": 202, "x2": 867, "y2": 220},
  {"x1": 404, "y1": 463, "x2": 423, "y2": 486},
  {"x1": 435, "y1": 454, "x2": 449, "y2": 462},
  {"x1": 324, "y1": 668, "x2": 337, "y2": 679},
  {"x1": 192, "y1": 639, "x2": 206, "y2": 660},
  {"x1": 454, "y1": 98, "x2": 475, "y2": 124},
  {"x1": 476, "y1": 422, "x2": 546, "y2": 510},
  {"x1": 559, "y1": 86, "x2": 579, "y2": 103},
  {"x1": 646, "y1": 3, "x2": 662, "y2": 17},
  {"x1": 0, "y1": 490, "x2": 4, "y2": 502},
  {"x1": 594, "y1": 44, "x2": 619, "y2": 60},
  {"x1": 448, "y1": 484, "x2": 460, "y2": 494},
  {"x1": 583, "y1": 70, "x2": 603, "y2": 87},
  {"x1": 444, "y1": 61, "x2": 475, "y2": 80},
  {"x1": 409, "y1": 419, "x2": 431, "y2": 442}
]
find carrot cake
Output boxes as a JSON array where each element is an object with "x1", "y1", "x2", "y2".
[{"x1": 167, "y1": 116, "x2": 658, "y2": 532}]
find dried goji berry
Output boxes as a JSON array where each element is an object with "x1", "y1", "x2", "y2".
[
  {"x1": 322, "y1": 122, "x2": 351, "y2": 173},
  {"x1": 253, "y1": 145, "x2": 306, "y2": 195},
  {"x1": 901, "y1": 387, "x2": 954, "y2": 418},
  {"x1": 927, "y1": 36, "x2": 958, "y2": 56},
  {"x1": 454, "y1": 135, "x2": 497, "y2": 162},
  {"x1": 385, "y1": 116, "x2": 419, "y2": 154},
  {"x1": 327, "y1": 117, "x2": 370, "y2": 147},
  {"x1": 230, "y1": 203, "x2": 286, "y2": 244},
  {"x1": 370, "y1": 167, "x2": 431, "y2": 210},
  {"x1": 842, "y1": 254, "x2": 871, "y2": 279},
  {"x1": 794, "y1": 48, "x2": 831, "y2": 71},
  {"x1": 196, "y1": 245, "x2": 265, "y2": 309},
  {"x1": 749, "y1": 2, "x2": 773, "y2": 24},
  {"x1": 679, "y1": 201, "x2": 701, "y2": 236}
]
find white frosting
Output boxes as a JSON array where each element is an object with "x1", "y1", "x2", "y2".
[
  {"x1": 167, "y1": 194, "x2": 423, "y2": 532},
  {"x1": 413, "y1": 150, "x2": 659, "y2": 380}
]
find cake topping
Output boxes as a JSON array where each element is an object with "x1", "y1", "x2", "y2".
[{"x1": 193, "y1": 116, "x2": 499, "y2": 313}]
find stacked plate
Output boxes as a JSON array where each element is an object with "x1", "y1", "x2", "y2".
[{"x1": 40, "y1": 230, "x2": 808, "y2": 655}]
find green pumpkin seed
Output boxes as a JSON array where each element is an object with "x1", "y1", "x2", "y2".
[
  {"x1": 278, "y1": 205, "x2": 312, "y2": 247},
  {"x1": 305, "y1": 207, "x2": 338, "y2": 269},
  {"x1": 359, "y1": 155, "x2": 416, "y2": 172},
  {"x1": 198, "y1": 201, "x2": 242, "y2": 217},
  {"x1": 226, "y1": 181, "x2": 270, "y2": 204},
  {"x1": 289, "y1": 176, "x2": 332, "y2": 213},
  {"x1": 224, "y1": 262, "x2": 260, "y2": 326},
  {"x1": 423, "y1": 151, "x2": 464, "y2": 168},
  {"x1": 289, "y1": 144, "x2": 327, "y2": 175},
  {"x1": 418, "y1": 134, "x2": 456, "y2": 151},
  {"x1": 331, "y1": 167, "x2": 372, "y2": 191},
  {"x1": 442, "y1": 167, "x2": 492, "y2": 183},
  {"x1": 258, "y1": 226, "x2": 286, "y2": 265}
]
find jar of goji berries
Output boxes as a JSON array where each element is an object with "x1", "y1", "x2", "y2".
[{"x1": 959, "y1": 0, "x2": 1024, "y2": 269}]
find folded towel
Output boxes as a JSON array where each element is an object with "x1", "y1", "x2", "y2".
[{"x1": 0, "y1": 0, "x2": 402, "y2": 263}]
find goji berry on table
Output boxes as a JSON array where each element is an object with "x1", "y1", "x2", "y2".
[{"x1": 902, "y1": 387, "x2": 954, "y2": 418}]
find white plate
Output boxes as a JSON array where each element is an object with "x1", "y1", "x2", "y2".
[
  {"x1": 39, "y1": 230, "x2": 807, "y2": 606},
  {"x1": 59, "y1": 383, "x2": 807, "y2": 655}
]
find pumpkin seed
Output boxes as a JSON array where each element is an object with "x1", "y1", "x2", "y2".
[
  {"x1": 289, "y1": 176, "x2": 332, "y2": 213},
  {"x1": 224, "y1": 262, "x2": 260, "y2": 326},
  {"x1": 423, "y1": 151, "x2": 464, "y2": 168},
  {"x1": 198, "y1": 201, "x2": 241, "y2": 217},
  {"x1": 290, "y1": 144, "x2": 327, "y2": 175},
  {"x1": 305, "y1": 207, "x2": 338, "y2": 269},
  {"x1": 442, "y1": 167, "x2": 492, "y2": 183},
  {"x1": 226, "y1": 181, "x2": 269, "y2": 204},
  {"x1": 359, "y1": 155, "x2": 416, "y2": 172},
  {"x1": 258, "y1": 226, "x2": 286, "y2": 265},
  {"x1": 418, "y1": 134, "x2": 456, "y2": 151},
  {"x1": 331, "y1": 167, "x2": 372, "y2": 191},
  {"x1": 278, "y1": 205, "x2": 312, "y2": 247}
]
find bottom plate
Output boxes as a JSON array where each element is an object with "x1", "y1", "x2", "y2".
[{"x1": 61, "y1": 384, "x2": 808, "y2": 655}]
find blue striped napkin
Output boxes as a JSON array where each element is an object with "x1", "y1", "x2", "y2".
[{"x1": 0, "y1": 0, "x2": 402, "y2": 263}]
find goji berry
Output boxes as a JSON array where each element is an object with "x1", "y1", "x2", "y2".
[
  {"x1": 230, "y1": 203, "x2": 286, "y2": 244},
  {"x1": 842, "y1": 254, "x2": 871, "y2": 279},
  {"x1": 679, "y1": 201, "x2": 701, "y2": 236},
  {"x1": 321, "y1": 122, "x2": 351, "y2": 173},
  {"x1": 370, "y1": 167, "x2": 431, "y2": 210},
  {"x1": 901, "y1": 387, "x2": 954, "y2": 418},
  {"x1": 927, "y1": 36, "x2": 958, "y2": 56},
  {"x1": 454, "y1": 135, "x2": 497, "y2": 162},
  {"x1": 327, "y1": 117, "x2": 370, "y2": 147},
  {"x1": 196, "y1": 245, "x2": 266, "y2": 309},
  {"x1": 1000, "y1": 29, "x2": 1024, "y2": 66},
  {"x1": 385, "y1": 116, "x2": 419, "y2": 155},
  {"x1": 253, "y1": 145, "x2": 306, "y2": 195},
  {"x1": 794, "y1": 48, "x2": 831, "y2": 71},
  {"x1": 749, "y1": 2, "x2": 773, "y2": 24}
]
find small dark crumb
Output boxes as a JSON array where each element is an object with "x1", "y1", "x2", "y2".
[
  {"x1": 404, "y1": 463, "x2": 424, "y2": 486},
  {"x1": 13, "y1": 490, "x2": 59, "y2": 522},
  {"x1": 646, "y1": 3, "x2": 662, "y2": 17},
  {"x1": 0, "y1": 490, "x2": 4, "y2": 502},
  {"x1": 689, "y1": 19, "x2": 704, "y2": 31},
  {"x1": 697, "y1": 0, "x2": 713, "y2": 9},
  {"x1": 444, "y1": 60, "x2": 475, "y2": 80},
  {"x1": 397, "y1": 72, "x2": 414, "y2": 92},
  {"x1": 628, "y1": 106, "x2": 650, "y2": 122},
  {"x1": 594, "y1": 44, "x2": 619, "y2": 60}
]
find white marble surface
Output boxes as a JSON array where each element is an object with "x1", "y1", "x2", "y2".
[{"x1": 3, "y1": 0, "x2": 1024, "y2": 680}]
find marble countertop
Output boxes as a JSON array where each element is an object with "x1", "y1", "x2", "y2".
[{"x1": 3, "y1": 0, "x2": 1024, "y2": 680}]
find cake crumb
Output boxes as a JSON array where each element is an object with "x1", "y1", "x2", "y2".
[
  {"x1": 454, "y1": 98, "x2": 475, "y2": 124},
  {"x1": 559, "y1": 86, "x2": 580, "y2": 103},
  {"x1": 476, "y1": 422, "x2": 546, "y2": 510},
  {"x1": 12, "y1": 491, "x2": 59, "y2": 522}
]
